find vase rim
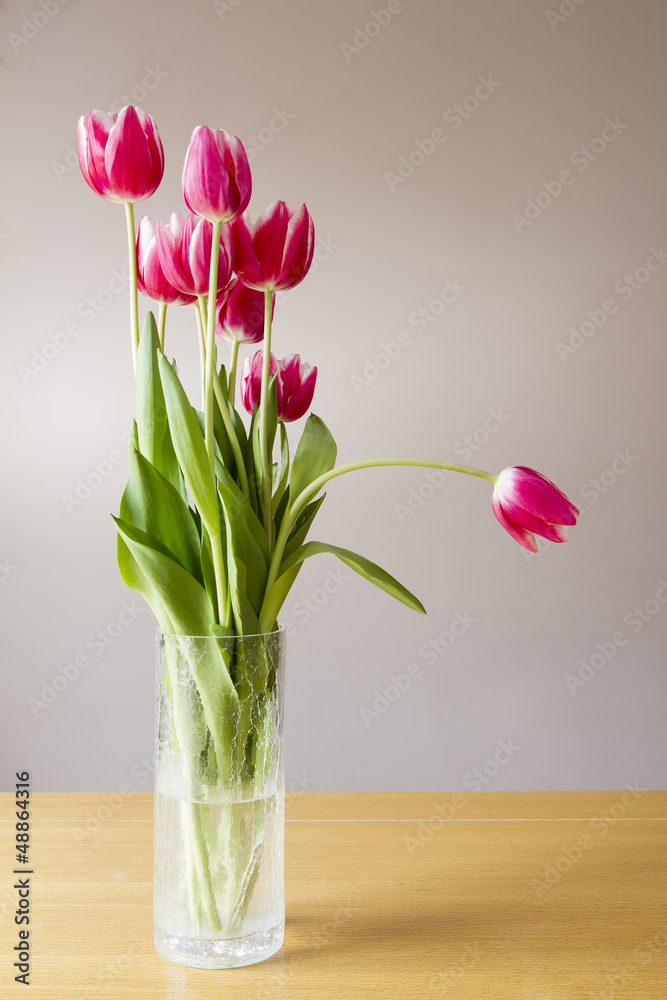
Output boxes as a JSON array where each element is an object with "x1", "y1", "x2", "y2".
[{"x1": 156, "y1": 623, "x2": 286, "y2": 640}]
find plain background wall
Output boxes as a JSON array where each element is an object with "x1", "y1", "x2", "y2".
[{"x1": 1, "y1": 0, "x2": 666, "y2": 792}]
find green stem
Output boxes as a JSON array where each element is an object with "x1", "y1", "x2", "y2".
[
  {"x1": 260, "y1": 458, "x2": 498, "y2": 628},
  {"x1": 228, "y1": 338, "x2": 240, "y2": 408},
  {"x1": 124, "y1": 202, "x2": 139, "y2": 372},
  {"x1": 204, "y1": 223, "x2": 222, "y2": 478},
  {"x1": 212, "y1": 374, "x2": 250, "y2": 498},
  {"x1": 157, "y1": 301, "x2": 167, "y2": 352},
  {"x1": 210, "y1": 527, "x2": 231, "y2": 628},
  {"x1": 193, "y1": 301, "x2": 207, "y2": 410},
  {"x1": 259, "y1": 288, "x2": 274, "y2": 546}
]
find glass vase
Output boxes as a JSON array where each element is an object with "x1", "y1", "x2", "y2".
[{"x1": 153, "y1": 628, "x2": 286, "y2": 969}]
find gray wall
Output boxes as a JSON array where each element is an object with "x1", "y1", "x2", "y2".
[{"x1": 2, "y1": 0, "x2": 666, "y2": 792}]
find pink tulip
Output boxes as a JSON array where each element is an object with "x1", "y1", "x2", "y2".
[
  {"x1": 232, "y1": 200, "x2": 315, "y2": 291},
  {"x1": 492, "y1": 466, "x2": 580, "y2": 552},
  {"x1": 136, "y1": 217, "x2": 197, "y2": 306},
  {"x1": 155, "y1": 212, "x2": 233, "y2": 298},
  {"x1": 240, "y1": 352, "x2": 317, "y2": 422},
  {"x1": 215, "y1": 279, "x2": 273, "y2": 344},
  {"x1": 77, "y1": 105, "x2": 164, "y2": 203},
  {"x1": 182, "y1": 126, "x2": 251, "y2": 224}
]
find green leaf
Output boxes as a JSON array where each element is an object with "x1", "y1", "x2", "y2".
[
  {"x1": 272, "y1": 423, "x2": 290, "y2": 515},
  {"x1": 158, "y1": 353, "x2": 219, "y2": 533},
  {"x1": 122, "y1": 443, "x2": 202, "y2": 584},
  {"x1": 113, "y1": 516, "x2": 215, "y2": 634},
  {"x1": 217, "y1": 467, "x2": 269, "y2": 621},
  {"x1": 135, "y1": 314, "x2": 185, "y2": 499},
  {"x1": 283, "y1": 494, "x2": 326, "y2": 561},
  {"x1": 260, "y1": 540, "x2": 426, "y2": 630},
  {"x1": 288, "y1": 414, "x2": 337, "y2": 508}
]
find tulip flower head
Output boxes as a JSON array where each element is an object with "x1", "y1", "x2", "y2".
[
  {"x1": 215, "y1": 279, "x2": 273, "y2": 345},
  {"x1": 240, "y1": 352, "x2": 317, "y2": 422},
  {"x1": 136, "y1": 217, "x2": 197, "y2": 306},
  {"x1": 492, "y1": 466, "x2": 579, "y2": 552},
  {"x1": 182, "y1": 126, "x2": 251, "y2": 224},
  {"x1": 232, "y1": 201, "x2": 315, "y2": 291},
  {"x1": 77, "y1": 105, "x2": 164, "y2": 203},
  {"x1": 155, "y1": 212, "x2": 233, "y2": 298}
]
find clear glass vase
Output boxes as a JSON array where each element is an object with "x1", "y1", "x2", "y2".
[{"x1": 153, "y1": 628, "x2": 286, "y2": 969}]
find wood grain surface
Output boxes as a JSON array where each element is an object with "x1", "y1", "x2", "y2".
[{"x1": 0, "y1": 791, "x2": 665, "y2": 999}]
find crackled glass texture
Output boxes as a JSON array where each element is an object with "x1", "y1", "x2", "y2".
[{"x1": 154, "y1": 629, "x2": 286, "y2": 969}]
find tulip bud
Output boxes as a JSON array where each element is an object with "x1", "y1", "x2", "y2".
[
  {"x1": 215, "y1": 279, "x2": 273, "y2": 345},
  {"x1": 182, "y1": 126, "x2": 251, "y2": 224},
  {"x1": 77, "y1": 105, "x2": 164, "y2": 203},
  {"x1": 136, "y1": 217, "x2": 197, "y2": 305},
  {"x1": 155, "y1": 212, "x2": 233, "y2": 298},
  {"x1": 240, "y1": 352, "x2": 317, "y2": 422},
  {"x1": 492, "y1": 466, "x2": 579, "y2": 552},
  {"x1": 232, "y1": 200, "x2": 315, "y2": 291}
]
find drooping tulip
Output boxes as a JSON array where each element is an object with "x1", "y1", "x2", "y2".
[
  {"x1": 77, "y1": 105, "x2": 164, "y2": 203},
  {"x1": 155, "y1": 212, "x2": 233, "y2": 298},
  {"x1": 232, "y1": 200, "x2": 315, "y2": 291},
  {"x1": 182, "y1": 126, "x2": 251, "y2": 224},
  {"x1": 240, "y1": 352, "x2": 317, "y2": 422},
  {"x1": 215, "y1": 279, "x2": 273, "y2": 344},
  {"x1": 136, "y1": 217, "x2": 197, "y2": 305},
  {"x1": 492, "y1": 466, "x2": 579, "y2": 552}
]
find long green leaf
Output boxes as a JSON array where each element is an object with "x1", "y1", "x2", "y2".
[
  {"x1": 260, "y1": 540, "x2": 426, "y2": 630},
  {"x1": 122, "y1": 440, "x2": 202, "y2": 584},
  {"x1": 135, "y1": 314, "x2": 185, "y2": 498},
  {"x1": 288, "y1": 414, "x2": 337, "y2": 508},
  {"x1": 158, "y1": 353, "x2": 219, "y2": 533}
]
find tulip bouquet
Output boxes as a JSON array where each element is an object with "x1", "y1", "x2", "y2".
[{"x1": 77, "y1": 104, "x2": 579, "y2": 965}]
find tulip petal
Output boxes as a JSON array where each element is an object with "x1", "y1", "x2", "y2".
[
  {"x1": 491, "y1": 494, "x2": 538, "y2": 552},
  {"x1": 499, "y1": 498, "x2": 570, "y2": 543},
  {"x1": 498, "y1": 466, "x2": 579, "y2": 526},
  {"x1": 253, "y1": 200, "x2": 289, "y2": 286},
  {"x1": 105, "y1": 106, "x2": 153, "y2": 202},
  {"x1": 279, "y1": 204, "x2": 315, "y2": 289}
]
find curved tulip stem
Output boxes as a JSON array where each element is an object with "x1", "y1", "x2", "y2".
[
  {"x1": 124, "y1": 202, "x2": 140, "y2": 373},
  {"x1": 260, "y1": 459, "x2": 498, "y2": 627},
  {"x1": 228, "y1": 339, "x2": 240, "y2": 408},
  {"x1": 158, "y1": 302, "x2": 167, "y2": 353},
  {"x1": 194, "y1": 300, "x2": 207, "y2": 410},
  {"x1": 212, "y1": 372, "x2": 250, "y2": 499},
  {"x1": 204, "y1": 223, "x2": 222, "y2": 478},
  {"x1": 259, "y1": 289, "x2": 274, "y2": 546}
]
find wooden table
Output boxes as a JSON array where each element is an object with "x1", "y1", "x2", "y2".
[{"x1": 1, "y1": 791, "x2": 666, "y2": 998}]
